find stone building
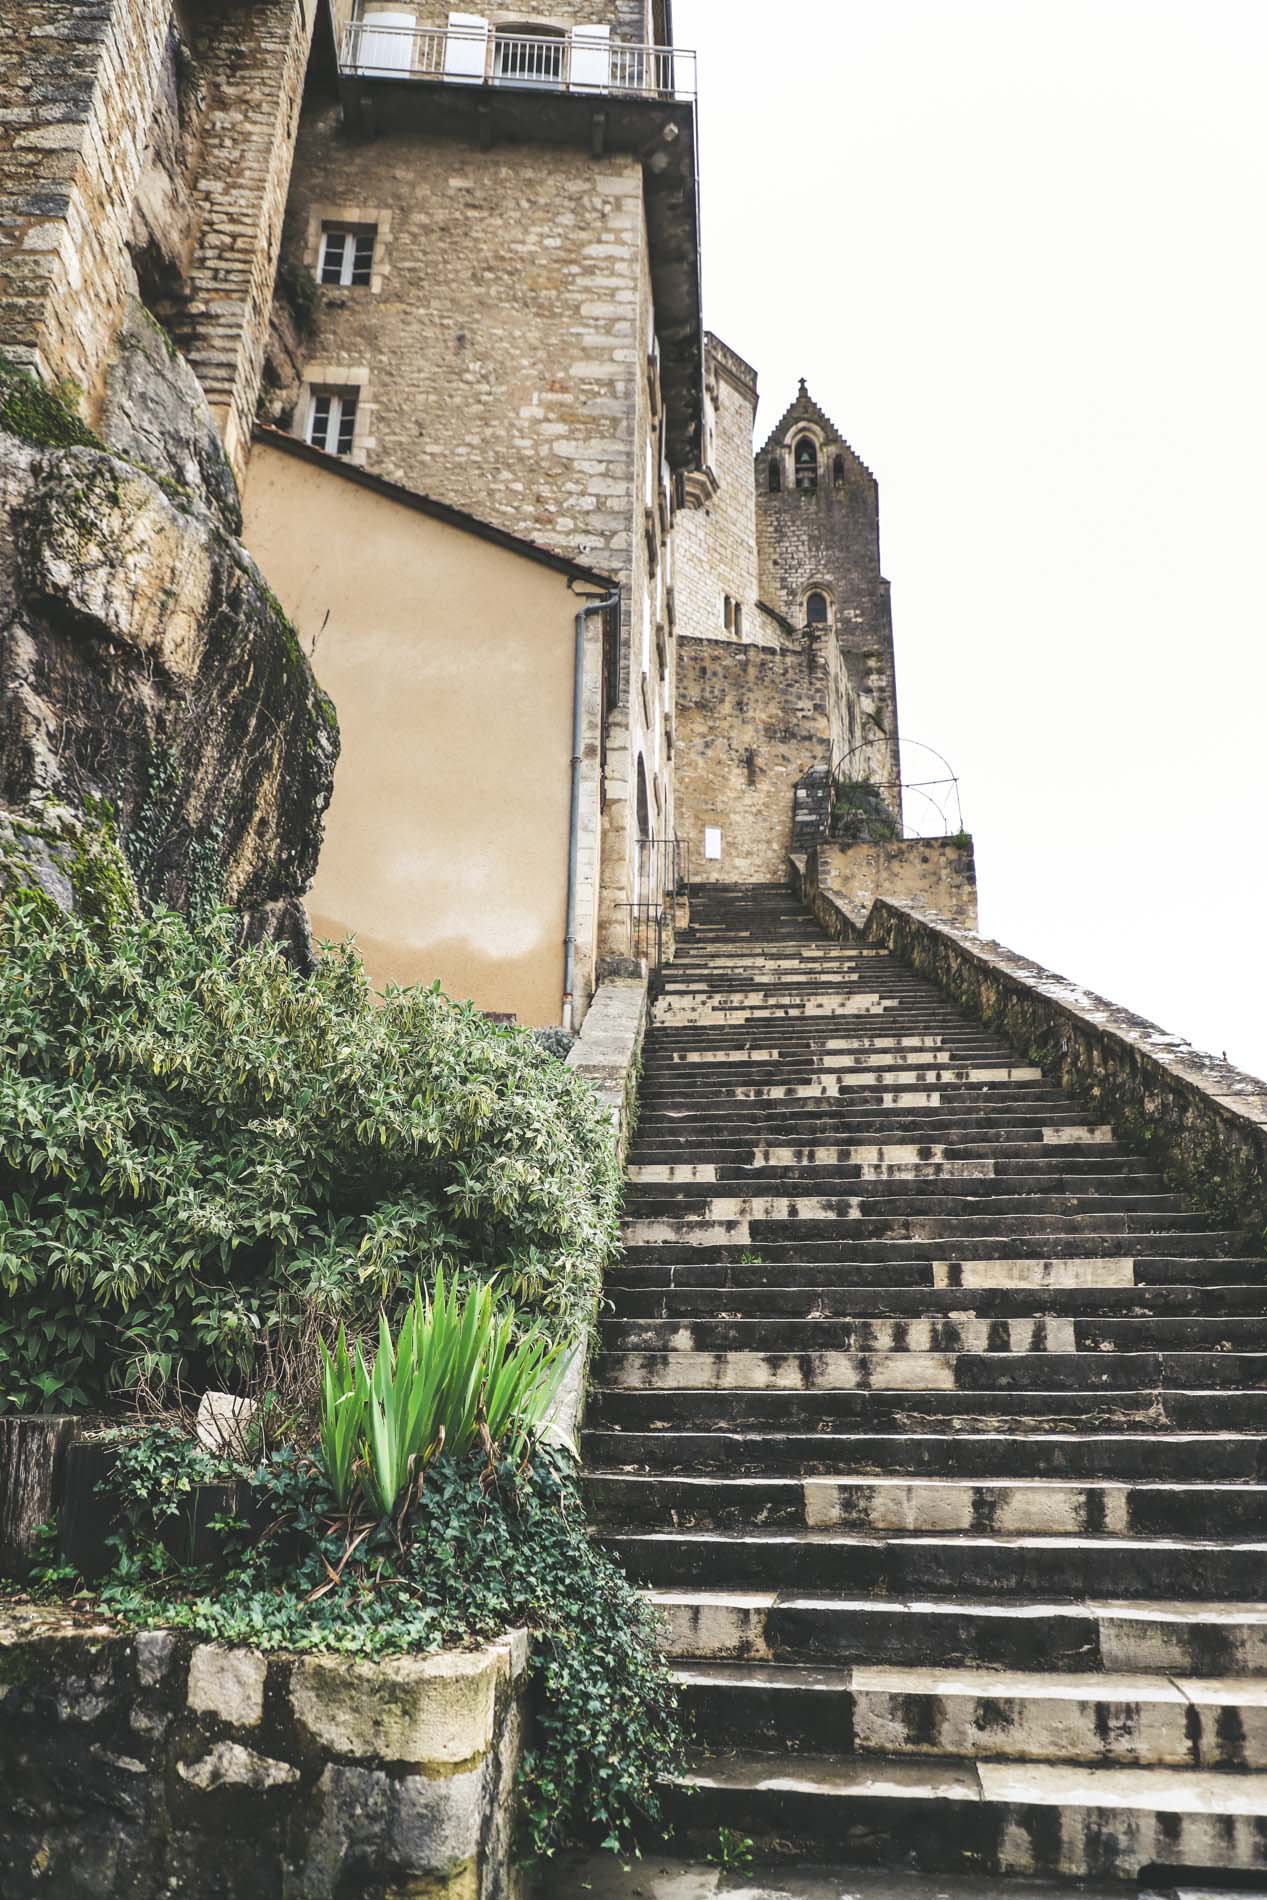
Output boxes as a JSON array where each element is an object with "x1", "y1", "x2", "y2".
[
  {"x1": 254, "y1": 0, "x2": 702, "y2": 1015},
  {"x1": 672, "y1": 339, "x2": 903, "y2": 885}
]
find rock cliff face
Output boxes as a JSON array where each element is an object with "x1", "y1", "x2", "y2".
[{"x1": 0, "y1": 301, "x2": 337, "y2": 958}]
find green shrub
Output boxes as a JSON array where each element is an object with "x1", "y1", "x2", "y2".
[
  {"x1": 0, "y1": 875, "x2": 620, "y2": 1412},
  {"x1": 94, "y1": 1432, "x2": 683, "y2": 1861}
]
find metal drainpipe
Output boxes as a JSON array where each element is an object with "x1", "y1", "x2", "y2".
[{"x1": 564, "y1": 586, "x2": 620, "y2": 1032}]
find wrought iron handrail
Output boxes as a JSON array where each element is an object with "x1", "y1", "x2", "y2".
[
  {"x1": 341, "y1": 21, "x2": 698, "y2": 102},
  {"x1": 628, "y1": 835, "x2": 689, "y2": 973}
]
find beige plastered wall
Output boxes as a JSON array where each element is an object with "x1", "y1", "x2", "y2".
[{"x1": 244, "y1": 438, "x2": 599, "y2": 1025}]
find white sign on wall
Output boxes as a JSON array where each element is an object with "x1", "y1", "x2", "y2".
[{"x1": 704, "y1": 827, "x2": 722, "y2": 861}]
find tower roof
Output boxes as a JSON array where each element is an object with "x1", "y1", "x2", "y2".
[{"x1": 757, "y1": 380, "x2": 875, "y2": 480}]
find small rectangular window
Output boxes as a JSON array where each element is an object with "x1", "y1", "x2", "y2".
[
  {"x1": 723, "y1": 594, "x2": 733, "y2": 631},
  {"x1": 319, "y1": 226, "x2": 376, "y2": 288},
  {"x1": 307, "y1": 389, "x2": 359, "y2": 457}
]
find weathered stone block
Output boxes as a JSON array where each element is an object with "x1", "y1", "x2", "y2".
[
  {"x1": 187, "y1": 1644, "x2": 266, "y2": 1729},
  {"x1": 289, "y1": 1649, "x2": 499, "y2": 1768}
]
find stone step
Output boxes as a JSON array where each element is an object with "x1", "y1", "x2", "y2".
[
  {"x1": 583, "y1": 1429, "x2": 1267, "y2": 1482},
  {"x1": 649, "y1": 1587, "x2": 1267, "y2": 1672},
  {"x1": 628, "y1": 1158, "x2": 1151, "y2": 1183},
  {"x1": 594, "y1": 1348, "x2": 1267, "y2": 1392},
  {"x1": 623, "y1": 1189, "x2": 1188, "y2": 1219},
  {"x1": 611, "y1": 1527, "x2": 1267, "y2": 1598},
  {"x1": 605, "y1": 1282, "x2": 1267, "y2": 1319},
  {"x1": 620, "y1": 1235, "x2": 1251, "y2": 1266},
  {"x1": 670, "y1": 1658, "x2": 1267, "y2": 1770},
  {"x1": 584, "y1": 1471, "x2": 1267, "y2": 1537},
  {"x1": 599, "y1": 1315, "x2": 1267, "y2": 1355},
  {"x1": 588, "y1": 1385, "x2": 1267, "y2": 1435},
  {"x1": 609, "y1": 1254, "x2": 1267, "y2": 1290},
  {"x1": 665, "y1": 1749, "x2": 1267, "y2": 1876}
]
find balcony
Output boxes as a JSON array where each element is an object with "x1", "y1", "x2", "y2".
[{"x1": 340, "y1": 20, "x2": 697, "y2": 102}]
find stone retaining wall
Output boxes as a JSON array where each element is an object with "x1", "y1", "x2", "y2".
[
  {"x1": 0, "y1": 1603, "x2": 529, "y2": 1899},
  {"x1": 793, "y1": 852, "x2": 1267, "y2": 1236}
]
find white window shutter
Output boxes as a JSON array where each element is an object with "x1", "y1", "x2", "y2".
[
  {"x1": 570, "y1": 23, "x2": 610, "y2": 92},
  {"x1": 445, "y1": 11, "x2": 489, "y2": 81},
  {"x1": 357, "y1": 8, "x2": 416, "y2": 74}
]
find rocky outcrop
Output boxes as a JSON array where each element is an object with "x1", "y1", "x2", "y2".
[{"x1": 0, "y1": 302, "x2": 337, "y2": 958}]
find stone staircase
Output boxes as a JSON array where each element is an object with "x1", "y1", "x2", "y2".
[{"x1": 583, "y1": 881, "x2": 1267, "y2": 1879}]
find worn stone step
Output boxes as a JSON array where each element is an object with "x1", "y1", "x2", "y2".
[
  {"x1": 649, "y1": 1587, "x2": 1267, "y2": 1673},
  {"x1": 613, "y1": 1526, "x2": 1267, "y2": 1598},
  {"x1": 599, "y1": 1315, "x2": 1267, "y2": 1353},
  {"x1": 582, "y1": 1429, "x2": 1267, "y2": 1482},
  {"x1": 596, "y1": 1348, "x2": 1267, "y2": 1393},
  {"x1": 588, "y1": 1385, "x2": 1267, "y2": 1435},
  {"x1": 620, "y1": 1235, "x2": 1250, "y2": 1266},
  {"x1": 671, "y1": 1658, "x2": 1267, "y2": 1770},
  {"x1": 584, "y1": 1471, "x2": 1267, "y2": 1537},
  {"x1": 605, "y1": 1282, "x2": 1267, "y2": 1320},
  {"x1": 665, "y1": 1749, "x2": 1267, "y2": 1875}
]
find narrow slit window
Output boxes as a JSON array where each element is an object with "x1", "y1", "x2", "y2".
[
  {"x1": 723, "y1": 594, "x2": 734, "y2": 631},
  {"x1": 733, "y1": 603, "x2": 744, "y2": 639},
  {"x1": 307, "y1": 389, "x2": 359, "y2": 457},
  {"x1": 768, "y1": 459, "x2": 782, "y2": 493},
  {"x1": 319, "y1": 227, "x2": 376, "y2": 287},
  {"x1": 833, "y1": 454, "x2": 846, "y2": 488}
]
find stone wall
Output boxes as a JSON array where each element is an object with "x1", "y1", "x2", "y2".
[
  {"x1": 795, "y1": 860, "x2": 1267, "y2": 1237},
  {"x1": 0, "y1": 0, "x2": 172, "y2": 407},
  {"x1": 0, "y1": 1605, "x2": 530, "y2": 1899},
  {"x1": 814, "y1": 835, "x2": 979, "y2": 931},
  {"x1": 675, "y1": 630, "x2": 840, "y2": 885},
  {"x1": 674, "y1": 332, "x2": 759, "y2": 644}
]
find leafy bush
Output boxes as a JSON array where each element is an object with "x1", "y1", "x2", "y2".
[
  {"x1": 318, "y1": 1271, "x2": 567, "y2": 1517},
  {"x1": 0, "y1": 851, "x2": 621, "y2": 1412},
  {"x1": 94, "y1": 1432, "x2": 683, "y2": 1861},
  {"x1": 831, "y1": 776, "x2": 900, "y2": 843}
]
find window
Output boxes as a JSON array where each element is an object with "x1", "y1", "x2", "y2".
[
  {"x1": 768, "y1": 458, "x2": 782, "y2": 493},
  {"x1": 319, "y1": 226, "x2": 376, "y2": 287},
  {"x1": 833, "y1": 454, "x2": 846, "y2": 488},
  {"x1": 723, "y1": 594, "x2": 734, "y2": 631},
  {"x1": 636, "y1": 756, "x2": 651, "y2": 842},
  {"x1": 307, "y1": 389, "x2": 359, "y2": 457},
  {"x1": 494, "y1": 22, "x2": 564, "y2": 86},
  {"x1": 733, "y1": 603, "x2": 743, "y2": 639},
  {"x1": 805, "y1": 590, "x2": 831, "y2": 627},
  {"x1": 795, "y1": 437, "x2": 819, "y2": 492}
]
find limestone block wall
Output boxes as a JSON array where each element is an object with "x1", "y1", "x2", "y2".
[
  {"x1": 279, "y1": 113, "x2": 674, "y2": 962},
  {"x1": 180, "y1": 0, "x2": 318, "y2": 479},
  {"x1": 813, "y1": 836, "x2": 979, "y2": 933},
  {"x1": 0, "y1": 1605, "x2": 531, "y2": 1900},
  {"x1": 675, "y1": 630, "x2": 839, "y2": 886},
  {"x1": 675, "y1": 332, "x2": 760, "y2": 645},
  {"x1": 0, "y1": 0, "x2": 173, "y2": 408}
]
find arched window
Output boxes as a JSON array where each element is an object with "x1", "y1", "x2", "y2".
[
  {"x1": 805, "y1": 590, "x2": 831, "y2": 627},
  {"x1": 794, "y1": 437, "x2": 818, "y2": 491},
  {"x1": 635, "y1": 755, "x2": 651, "y2": 841},
  {"x1": 768, "y1": 458, "x2": 782, "y2": 493},
  {"x1": 833, "y1": 454, "x2": 846, "y2": 488}
]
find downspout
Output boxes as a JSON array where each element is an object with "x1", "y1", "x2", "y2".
[{"x1": 564, "y1": 585, "x2": 620, "y2": 1032}]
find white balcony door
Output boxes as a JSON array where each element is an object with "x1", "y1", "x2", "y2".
[
  {"x1": 444, "y1": 10, "x2": 490, "y2": 81},
  {"x1": 357, "y1": 7, "x2": 415, "y2": 75},
  {"x1": 570, "y1": 24, "x2": 611, "y2": 92}
]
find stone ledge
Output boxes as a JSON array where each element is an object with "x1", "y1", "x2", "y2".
[
  {"x1": 792, "y1": 855, "x2": 1267, "y2": 1234},
  {"x1": 0, "y1": 1607, "x2": 530, "y2": 1900}
]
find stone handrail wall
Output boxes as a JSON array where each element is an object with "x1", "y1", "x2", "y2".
[
  {"x1": 0, "y1": 1605, "x2": 530, "y2": 1899},
  {"x1": 792, "y1": 853, "x2": 1267, "y2": 1237}
]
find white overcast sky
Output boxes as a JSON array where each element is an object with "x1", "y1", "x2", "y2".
[{"x1": 674, "y1": 0, "x2": 1267, "y2": 1081}]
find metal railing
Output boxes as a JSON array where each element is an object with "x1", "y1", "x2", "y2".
[
  {"x1": 628, "y1": 835, "x2": 689, "y2": 973},
  {"x1": 341, "y1": 20, "x2": 697, "y2": 101}
]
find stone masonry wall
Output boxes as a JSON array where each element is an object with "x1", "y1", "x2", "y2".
[
  {"x1": 0, "y1": 1605, "x2": 530, "y2": 1900},
  {"x1": 814, "y1": 835, "x2": 979, "y2": 932},
  {"x1": 179, "y1": 0, "x2": 318, "y2": 480},
  {"x1": 675, "y1": 332, "x2": 760, "y2": 645},
  {"x1": 0, "y1": 0, "x2": 172, "y2": 409},
  {"x1": 676, "y1": 630, "x2": 839, "y2": 886}
]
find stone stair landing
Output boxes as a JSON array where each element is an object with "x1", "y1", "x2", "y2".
[{"x1": 585, "y1": 881, "x2": 1267, "y2": 1879}]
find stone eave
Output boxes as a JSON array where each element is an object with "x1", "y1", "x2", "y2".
[{"x1": 335, "y1": 74, "x2": 704, "y2": 473}]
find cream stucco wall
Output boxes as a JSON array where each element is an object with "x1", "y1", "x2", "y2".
[{"x1": 244, "y1": 437, "x2": 600, "y2": 1025}]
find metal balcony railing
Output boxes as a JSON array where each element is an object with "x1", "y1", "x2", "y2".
[{"x1": 341, "y1": 20, "x2": 697, "y2": 102}]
